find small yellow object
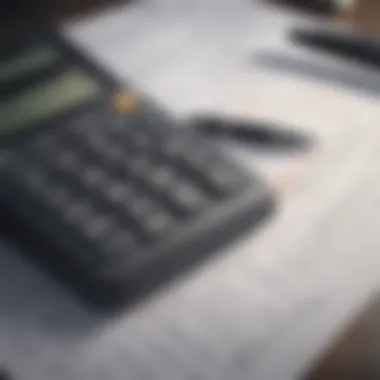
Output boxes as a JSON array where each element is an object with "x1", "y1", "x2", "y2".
[{"x1": 113, "y1": 92, "x2": 140, "y2": 114}]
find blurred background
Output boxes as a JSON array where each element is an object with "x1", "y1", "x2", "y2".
[{"x1": 3, "y1": 1, "x2": 380, "y2": 380}]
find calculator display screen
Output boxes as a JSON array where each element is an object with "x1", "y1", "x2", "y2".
[
  {"x1": 0, "y1": 46, "x2": 59, "y2": 85},
  {"x1": 0, "y1": 68, "x2": 103, "y2": 136}
]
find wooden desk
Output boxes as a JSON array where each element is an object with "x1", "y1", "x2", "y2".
[
  {"x1": 306, "y1": 296, "x2": 380, "y2": 380},
  {"x1": 269, "y1": 0, "x2": 380, "y2": 35}
]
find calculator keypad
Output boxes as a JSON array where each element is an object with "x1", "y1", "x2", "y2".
[{"x1": 4, "y1": 106, "x2": 252, "y2": 273}]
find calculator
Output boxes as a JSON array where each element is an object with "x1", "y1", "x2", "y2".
[{"x1": 0, "y1": 34, "x2": 275, "y2": 308}]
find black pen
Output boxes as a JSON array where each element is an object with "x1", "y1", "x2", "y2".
[
  {"x1": 291, "y1": 28, "x2": 380, "y2": 71},
  {"x1": 189, "y1": 115, "x2": 312, "y2": 151}
]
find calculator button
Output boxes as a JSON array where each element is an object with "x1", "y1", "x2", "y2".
[
  {"x1": 130, "y1": 197, "x2": 157, "y2": 218},
  {"x1": 87, "y1": 133, "x2": 108, "y2": 151},
  {"x1": 141, "y1": 211, "x2": 173, "y2": 239},
  {"x1": 169, "y1": 182, "x2": 207, "y2": 216},
  {"x1": 113, "y1": 92, "x2": 140, "y2": 114},
  {"x1": 161, "y1": 133, "x2": 188, "y2": 157},
  {"x1": 147, "y1": 166, "x2": 176, "y2": 192},
  {"x1": 111, "y1": 114, "x2": 135, "y2": 134},
  {"x1": 64, "y1": 201, "x2": 92, "y2": 224},
  {"x1": 106, "y1": 143, "x2": 126, "y2": 162},
  {"x1": 82, "y1": 166, "x2": 106, "y2": 187},
  {"x1": 181, "y1": 148, "x2": 211, "y2": 169},
  {"x1": 104, "y1": 229, "x2": 138, "y2": 259},
  {"x1": 71, "y1": 109, "x2": 109, "y2": 135},
  {"x1": 127, "y1": 156, "x2": 151, "y2": 176},
  {"x1": 82, "y1": 215, "x2": 113, "y2": 240},
  {"x1": 135, "y1": 133, "x2": 151, "y2": 150},
  {"x1": 205, "y1": 162, "x2": 249, "y2": 195},
  {"x1": 123, "y1": 133, "x2": 145, "y2": 155},
  {"x1": 105, "y1": 182, "x2": 134, "y2": 204},
  {"x1": 52, "y1": 148, "x2": 78, "y2": 170}
]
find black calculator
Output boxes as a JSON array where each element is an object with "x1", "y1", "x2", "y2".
[{"x1": 0, "y1": 34, "x2": 275, "y2": 308}]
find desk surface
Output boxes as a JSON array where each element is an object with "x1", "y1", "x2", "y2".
[{"x1": 2, "y1": 1, "x2": 380, "y2": 379}]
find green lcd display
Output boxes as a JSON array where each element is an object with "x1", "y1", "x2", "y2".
[
  {"x1": 0, "y1": 68, "x2": 103, "y2": 136},
  {"x1": 0, "y1": 46, "x2": 59, "y2": 85},
  {"x1": 0, "y1": 40, "x2": 108, "y2": 168}
]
